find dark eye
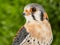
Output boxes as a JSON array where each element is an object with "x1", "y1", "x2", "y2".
[
  {"x1": 32, "y1": 7, "x2": 36, "y2": 12},
  {"x1": 23, "y1": 13, "x2": 25, "y2": 15}
]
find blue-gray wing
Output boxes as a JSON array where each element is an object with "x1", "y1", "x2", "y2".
[{"x1": 12, "y1": 27, "x2": 29, "y2": 45}]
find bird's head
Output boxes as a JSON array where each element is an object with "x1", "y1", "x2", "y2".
[{"x1": 23, "y1": 3, "x2": 48, "y2": 23}]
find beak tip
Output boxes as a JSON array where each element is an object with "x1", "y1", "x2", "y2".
[{"x1": 23, "y1": 13, "x2": 25, "y2": 15}]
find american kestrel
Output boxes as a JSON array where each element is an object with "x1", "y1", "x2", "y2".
[{"x1": 12, "y1": 3, "x2": 53, "y2": 45}]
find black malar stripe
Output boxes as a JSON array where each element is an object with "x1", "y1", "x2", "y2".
[
  {"x1": 32, "y1": 14, "x2": 36, "y2": 20},
  {"x1": 40, "y1": 11, "x2": 44, "y2": 21}
]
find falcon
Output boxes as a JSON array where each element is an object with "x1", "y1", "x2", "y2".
[{"x1": 12, "y1": 3, "x2": 53, "y2": 45}]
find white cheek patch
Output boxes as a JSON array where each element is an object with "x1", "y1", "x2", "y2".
[
  {"x1": 34, "y1": 11, "x2": 41, "y2": 21},
  {"x1": 25, "y1": 15, "x2": 34, "y2": 22}
]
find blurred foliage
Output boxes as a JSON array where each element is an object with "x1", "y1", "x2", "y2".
[{"x1": 0, "y1": 0, "x2": 60, "y2": 45}]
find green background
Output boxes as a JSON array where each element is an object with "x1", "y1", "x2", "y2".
[{"x1": 0, "y1": 0, "x2": 60, "y2": 45}]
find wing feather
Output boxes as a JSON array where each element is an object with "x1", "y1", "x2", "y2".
[{"x1": 12, "y1": 27, "x2": 29, "y2": 45}]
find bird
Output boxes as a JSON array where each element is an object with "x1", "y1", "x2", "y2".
[{"x1": 12, "y1": 3, "x2": 53, "y2": 45}]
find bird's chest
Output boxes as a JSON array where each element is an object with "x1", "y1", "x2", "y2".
[
  {"x1": 24, "y1": 21, "x2": 51, "y2": 40},
  {"x1": 23, "y1": 21, "x2": 53, "y2": 45}
]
